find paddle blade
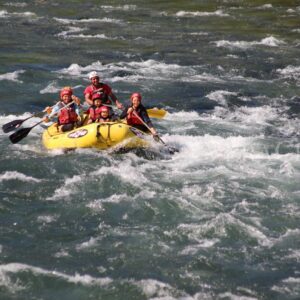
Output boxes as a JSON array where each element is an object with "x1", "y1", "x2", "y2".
[
  {"x1": 147, "y1": 108, "x2": 167, "y2": 119},
  {"x1": 153, "y1": 135, "x2": 179, "y2": 154},
  {"x1": 166, "y1": 145, "x2": 179, "y2": 154},
  {"x1": 9, "y1": 127, "x2": 31, "y2": 144},
  {"x1": 2, "y1": 119, "x2": 24, "y2": 133}
]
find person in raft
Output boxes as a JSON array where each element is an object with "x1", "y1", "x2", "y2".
[
  {"x1": 84, "y1": 71, "x2": 123, "y2": 117},
  {"x1": 87, "y1": 93, "x2": 112, "y2": 124},
  {"x1": 119, "y1": 92, "x2": 158, "y2": 136},
  {"x1": 43, "y1": 86, "x2": 82, "y2": 132}
]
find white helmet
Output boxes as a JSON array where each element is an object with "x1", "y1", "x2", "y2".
[{"x1": 88, "y1": 71, "x2": 99, "y2": 79}]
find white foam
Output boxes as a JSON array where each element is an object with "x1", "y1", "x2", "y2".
[
  {"x1": 215, "y1": 36, "x2": 285, "y2": 49},
  {"x1": 272, "y1": 275, "x2": 300, "y2": 296},
  {"x1": 37, "y1": 215, "x2": 57, "y2": 224},
  {"x1": 0, "y1": 70, "x2": 25, "y2": 82},
  {"x1": 0, "y1": 9, "x2": 35, "y2": 18},
  {"x1": 46, "y1": 175, "x2": 82, "y2": 201},
  {"x1": 180, "y1": 239, "x2": 219, "y2": 255},
  {"x1": 176, "y1": 10, "x2": 229, "y2": 17},
  {"x1": 189, "y1": 32, "x2": 209, "y2": 36},
  {"x1": 136, "y1": 279, "x2": 175, "y2": 298},
  {"x1": 76, "y1": 237, "x2": 99, "y2": 251},
  {"x1": 279, "y1": 161, "x2": 295, "y2": 177},
  {"x1": 162, "y1": 134, "x2": 255, "y2": 168},
  {"x1": 91, "y1": 161, "x2": 149, "y2": 186},
  {"x1": 256, "y1": 4, "x2": 273, "y2": 9},
  {"x1": 65, "y1": 33, "x2": 112, "y2": 40},
  {"x1": 54, "y1": 249, "x2": 69, "y2": 258},
  {"x1": 40, "y1": 81, "x2": 61, "y2": 94},
  {"x1": 277, "y1": 65, "x2": 300, "y2": 80},
  {"x1": 56, "y1": 26, "x2": 85, "y2": 38},
  {"x1": 0, "y1": 171, "x2": 41, "y2": 183},
  {"x1": 274, "y1": 229, "x2": 300, "y2": 246},
  {"x1": 187, "y1": 73, "x2": 226, "y2": 83},
  {"x1": 4, "y1": 2, "x2": 27, "y2": 7},
  {"x1": 101, "y1": 5, "x2": 137, "y2": 11},
  {"x1": 218, "y1": 292, "x2": 257, "y2": 300},
  {"x1": 0, "y1": 263, "x2": 112, "y2": 286},
  {"x1": 286, "y1": 250, "x2": 300, "y2": 262},
  {"x1": 87, "y1": 188, "x2": 156, "y2": 213},
  {"x1": 54, "y1": 59, "x2": 195, "y2": 83},
  {"x1": 287, "y1": 8, "x2": 295, "y2": 13},
  {"x1": 206, "y1": 90, "x2": 238, "y2": 106},
  {"x1": 197, "y1": 213, "x2": 272, "y2": 247},
  {"x1": 54, "y1": 17, "x2": 123, "y2": 25},
  {"x1": 229, "y1": 105, "x2": 279, "y2": 125},
  {"x1": 166, "y1": 111, "x2": 200, "y2": 122}
]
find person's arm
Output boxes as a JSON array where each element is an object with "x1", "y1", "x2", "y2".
[
  {"x1": 74, "y1": 104, "x2": 81, "y2": 116},
  {"x1": 72, "y1": 95, "x2": 81, "y2": 106},
  {"x1": 84, "y1": 93, "x2": 93, "y2": 106},
  {"x1": 84, "y1": 86, "x2": 93, "y2": 106},
  {"x1": 73, "y1": 103, "x2": 82, "y2": 122},
  {"x1": 108, "y1": 91, "x2": 123, "y2": 110},
  {"x1": 119, "y1": 105, "x2": 129, "y2": 119},
  {"x1": 43, "y1": 103, "x2": 61, "y2": 122},
  {"x1": 140, "y1": 108, "x2": 157, "y2": 135}
]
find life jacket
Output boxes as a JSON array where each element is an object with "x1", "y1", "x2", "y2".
[
  {"x1": 91, "y1": 84, "x2": 109, "y2": 103},
  {"x1": 127, "y1": 109, "x2": 144, "y2": 126},
  {"x1": 58, "y1": 104, "x2": 78, "y2": 124},
  {"x1": 89, "y1": 106, "x2": 102, "y2": 121}
]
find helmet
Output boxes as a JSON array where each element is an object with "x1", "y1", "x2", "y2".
[
  {"x1": 92, "y1": 93, "x2": 102, "y2": 100},
  {"x1": 60, "y1": 86, "x2": 73, "y2": 99},
  {"x1": 89, "y1": 71, "x2": 99, "y2": 80},
  {"x1": 100, "y1": 106, "x2": 109, "y2": 113},
  {"x1": 130, "y1": 92, "x2": 142, "y2": 101}
]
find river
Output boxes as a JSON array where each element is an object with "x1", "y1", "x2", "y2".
[{"x1": 1, "y1": 1, "x2": 300, "y2": 299}]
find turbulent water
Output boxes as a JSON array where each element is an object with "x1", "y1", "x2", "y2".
[{"x1": 1, "y1": 1, "x2": 300, "y2": 299}]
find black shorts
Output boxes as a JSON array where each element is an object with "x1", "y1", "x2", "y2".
[{"x1": 60, "y1": 123, "x2": 75, "y2": 132}]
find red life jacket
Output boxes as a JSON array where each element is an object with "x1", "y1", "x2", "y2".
[
  {"x1": 89, "y1": 106, "x2": 102, "y2": 121},
  {"x1": 127, "y1": 110, "x2": 144, "y2": 126},
  {"x1": 90, "y1": 84, "x2": 109, "y2": 103},
  {"x1": 58, "y1": 105, "x2": 78, "y2": 124}
]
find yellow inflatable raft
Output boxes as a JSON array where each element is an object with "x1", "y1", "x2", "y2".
[{"x1": 42, "y1": 121, "x2": 149, "y2": 150}]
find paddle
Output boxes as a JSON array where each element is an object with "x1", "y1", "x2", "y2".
[
  {"x1": 131, "y1": 111, "x2": 178, "y2": 154},
  {"x1": 2, "y1": 103, "x2": 59, "y2": 133},
  {"x1": 3, "y1": 111, "x2": 43, "y2": 133},
  {"x1": 9, "y1": 101, "x2": 74, "y2": 144},
  {"x1": 145, "y1": 108, "x2": 167, "y2": 119},
  {"x1": 103, "y1": 104, "x2": 167, "y2": 119},
  {"x1": 9, "y1": 120, "x2": 44, "y2": 144}
]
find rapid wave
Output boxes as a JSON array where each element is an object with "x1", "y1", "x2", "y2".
[
  {"x1": 0, "y1": 70, "x2": 25, "y2": 82},
  {"x1": 175, "y1": 10, "x2": 230, "y2": 17},
  {"x1": 215, "y1": 36, "x2": 285, "y2": 49},
  {"x1": 0, "y1": 171, "x2": 41, "y2": 183}
]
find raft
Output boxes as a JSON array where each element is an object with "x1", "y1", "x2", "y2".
[{"x1": 42, "y1": 121, "x2": 149, "y2": 150}]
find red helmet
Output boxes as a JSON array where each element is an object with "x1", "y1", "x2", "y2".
[
  {"x1": 92, "y1": 93, "x2": 102, "y2": 100},
  {"x1": 60, "y1": 87, "x2": 73, "y2": 99},
  {"x1": 100, "y1": 106, "x2": 109, "y2": 113},
  {"x1": 130, "y1": 92, "x2": 142, "y2": 102}
]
